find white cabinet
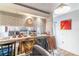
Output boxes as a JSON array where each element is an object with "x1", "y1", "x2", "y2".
[{"x1": 0, "y1": 26, "x2": 8, "y2": 37}]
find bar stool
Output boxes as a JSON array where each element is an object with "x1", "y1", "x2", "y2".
[{"x1": 0, "y1": 42, "x2": 16, "y2": 56}]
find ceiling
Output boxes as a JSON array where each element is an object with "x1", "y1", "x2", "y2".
[
  {"x1": 53, "y1": 3, "x2": 79, "y2": 17},
  {"x1": 0, "y1": 3, "x2": 59, "y2": 17},
  {"x1": 21, "y1": 3, "x2": 58, "y2": 13},
  {"x1": 0, "y1": 3, "x2": 79, "y2": 17}
]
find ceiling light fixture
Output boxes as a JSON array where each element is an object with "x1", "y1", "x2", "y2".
[{"x1": 54, "y1": 3, "x2": 71, "y2": 15}]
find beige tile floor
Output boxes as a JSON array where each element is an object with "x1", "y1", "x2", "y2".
[{"x1": 51, "y1": 48, "x2": 78, "y2": 56}]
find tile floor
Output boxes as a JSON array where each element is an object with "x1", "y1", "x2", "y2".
[{"x1": 50, "y1": 48, "x2": 77, "y2": 56}]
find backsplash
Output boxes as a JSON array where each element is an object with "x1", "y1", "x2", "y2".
[{"x1": 0, "y1": 26, "x2": 36, "y2": 37}]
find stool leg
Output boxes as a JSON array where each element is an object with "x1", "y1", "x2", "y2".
[
  {"x1": 8, "y1": 45, "x2": 10, "y2": 56},
  {"x1": 10, "y1": 44, "x2": 12, "y2": 56},
  {"x1": 1, "y1": 46, "x2": 4, "y2": 56},
  {"x1": 14, "y1": 42, "x2": 16, "y2": 56}
]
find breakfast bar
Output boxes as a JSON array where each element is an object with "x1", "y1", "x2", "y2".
[{"x1": 0, "y1": 35, "x2": 56, "y2": 56}]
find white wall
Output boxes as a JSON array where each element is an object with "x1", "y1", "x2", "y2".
[
  {"x1": 35, "y1": 18, "x2": 46, "y2": 34},
  {"x1": 46, "y1": 16, "x2": 53, "y2": 35},
  {"x1": 0, "y1": 11, "x2": 47, "y2": 34},
  {"x1": 53, "y1": 10, "x2": 79, "y2": 55},
  {"x1": 0, "y1": 11, "x2": 26, "y2": 26}
]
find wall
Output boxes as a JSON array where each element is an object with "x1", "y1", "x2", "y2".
[
  {"x1": 0, "y1": 11, "x2": 46, "y2": 34},
  {"x1": 53, "y1": 10, "x2": 79, "y2": 55},
  {"x1": 46, "y1": 16, "x2": 53, "y2": 35},
  {"x1": 0, "y1": 11, "x2": 26, "y2": 26},
  {"x1": 34, "y1": 18, "x2": 46, "y2": 34}
]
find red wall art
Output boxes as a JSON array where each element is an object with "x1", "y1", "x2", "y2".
[{"x1": 60, "y1": 20, "x2": 71, "y2": 30}]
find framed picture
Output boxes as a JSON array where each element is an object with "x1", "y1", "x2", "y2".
[{"x1": 60, "y1": 20, "x2": 71, "y2": 30}]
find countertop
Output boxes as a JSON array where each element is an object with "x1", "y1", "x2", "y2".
[{"x1": 0, "y1": 34, "x2": 53, "y2": 44}]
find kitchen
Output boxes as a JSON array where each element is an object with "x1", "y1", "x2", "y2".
[{"x1": 0, "y1": 4, "x2": 56, "y2": 56}]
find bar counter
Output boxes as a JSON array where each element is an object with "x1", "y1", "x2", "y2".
[
  {"x1": 0, "y1": 34, "x2": 55, "y2": 56},
  {"x1": 0, "y1": 34, "x2": 53, "y2": 44}
]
